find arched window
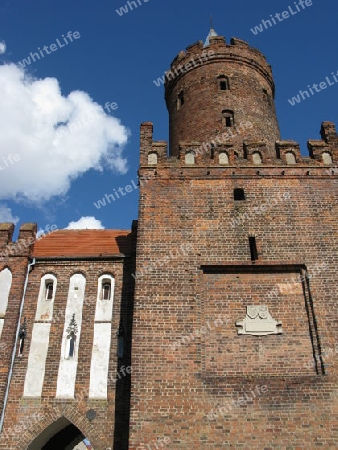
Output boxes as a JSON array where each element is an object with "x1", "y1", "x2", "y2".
[
  {"x1": 185, "y1": 152, "x2": 195, "y2": 165},
  {"x1": 252, "y1": 152, "x2": 262, "y2": 165},
  {"x1": 322, "y1": 152, "x2": 333, "y2": 164},
  {"x1": 222, "y1": 110, "x2": 234, "y2": 127},
  {"x1": 101, "y1": 281, "x2": 111, "y2": 300},
  {"x1": 218, "y1": 75, "x2": 229, "y2": 91},
  {"x1": 219, "y1": 152, "x2": 229, "y2": 165},
  {"x1": 35, "y1": 274, "x2": 57, "y2": 321},
  {"x1": 95, "y1": 274, "x2": 115, "y2": 322},
  {"x1": 148, "y1": 152, "x2": 158, "y2": 165},
  {"x1": 286, "y1": 152, "x2": 296, "y2": 165}
]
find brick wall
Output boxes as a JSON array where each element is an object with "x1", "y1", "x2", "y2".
[
  {"x1": 131, "y1": 33, "x2": 338, "y2": 445},
  {"x1": 130, "y1": 159, "x2": 338, "y2": 448},
  {"x1": 0, "y1": 227, "x2": 136, "y2": 450}
]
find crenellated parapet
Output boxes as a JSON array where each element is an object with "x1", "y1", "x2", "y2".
[
  {"x1": 0, "y1": 223, "x2": 37, "y2": 261},
  {"x1": 140, "y1": 122, "x2": 338, "y2": 176},
  {"x1": 308, "y1": 122, "x2": 338, "y2": 164},
  {"x1": 165, "y1": 36, "x2": 274, "y2": 96}
]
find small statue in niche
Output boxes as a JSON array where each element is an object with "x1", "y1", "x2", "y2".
[
  {"x1": 65, "y1": 313, "x2": 78, "y2": 359},
  {"x1": 18, "y1": 317, "x2": 27, "y2": 357}
]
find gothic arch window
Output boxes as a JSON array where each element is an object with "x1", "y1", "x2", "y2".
[
  {"x1": 185, "y1": 152, "x2": 195, "y2": 165},
  {"x1": 219, "y1": 151, "x2": 229, "y2": 165},
  {"x1": 148, "y1": 152, "x2": 158, "y2": 165},
  {"x1": 222, "y1": 110, "x2": 234, "y2": 127},
  {"x1": 34, "y1": 274, "x2": 57, "y2": 322},
  {"x1": 218, "y1": 75, "x2": 230, "y2": 91},
  {"x1": 322, "y1": 152, "x2": 333, "y2": 164},
  {"x1": 252, "y1": 152, "x2": 262, "y2": 165},
  {"x1": 39, "y1": 274, "x2": 57, "y2": 302},
  {"x1": 285, "y1": 152, "x2": 296, "y2": 165},
  {"x1": 94, "y1": 274, "x2": 115, "y2": 322},
  {"x1": 98, "y1": 275, "x2": 114, "y2": 301}
]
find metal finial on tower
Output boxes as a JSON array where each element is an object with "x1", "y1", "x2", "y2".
[{"x1": 204, "y1": 18, "x2": 218, "y2": 47}]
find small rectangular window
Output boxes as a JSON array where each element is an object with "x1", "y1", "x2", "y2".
[
  {"x1": 234, "y1": 188, "x2": 245, "y2": 201},
  {"x1": 249, "y1": 236, "x2": 258, "y2": 261}
]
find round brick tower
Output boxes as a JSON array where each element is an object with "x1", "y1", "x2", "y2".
[{"x1": 164, "y1": 30, "x2": 281, "y2": 156}]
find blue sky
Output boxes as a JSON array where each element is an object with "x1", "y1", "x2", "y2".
[{"x1": 0, "y1": 0, "x2": 337, "y2": 235}]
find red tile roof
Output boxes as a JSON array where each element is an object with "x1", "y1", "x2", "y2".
[{"x1": 33, "y1": 229, "x2": 132, "y2": 258}]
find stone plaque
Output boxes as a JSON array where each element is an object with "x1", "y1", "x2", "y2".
[{"x1": 236, "y1": 306, "x2": 282, "y2": 336}]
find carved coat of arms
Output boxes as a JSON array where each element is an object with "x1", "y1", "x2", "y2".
[{"x1": 236, "y1": 305, "x2": 282, "y2": 336}]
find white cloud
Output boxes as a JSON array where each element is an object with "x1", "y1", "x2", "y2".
[
  {"x1": 0, "y1": 41, "x2": 6, "y2": 54},
  {"x1": 0, "y1": 63, "x2": 129, "y2": 204},
  {"x1": 0, "y1": 205, "x2": 19, "y2": 224},
  {"x1": 66, "y1": 216, "x2": 105, "y2": 229}
]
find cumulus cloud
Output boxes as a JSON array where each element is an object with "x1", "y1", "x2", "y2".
[
  {"x1": 66, "y1": 216, "x2": 105, "y2": 229},
  {"x1": 0, "y1": 205, "x2": 19, "y2": 224},
  {"x1": 0, "y1": 41, "x2": 6, "y2": 54},
  {"x1": 0, "y1": 63, "x2": 129, "y2": 205}
]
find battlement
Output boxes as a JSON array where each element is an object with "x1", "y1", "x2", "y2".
[
  {"x1": 0, "y1": 222, "x2": 37, "y2": 261},
  {"x1": 165, "y1": 35, "x2": 274, "y2": 95},
  {"x1": 140, "y1": 121, "x2": 338, "y2": 174}
]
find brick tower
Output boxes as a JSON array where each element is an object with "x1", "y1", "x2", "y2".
[
  {"x1": 130, "y1": 30, "x2": 338, "y2": 449},
  {"x1": 165, "y1": 31, "x2": 280, "y2": 156}
]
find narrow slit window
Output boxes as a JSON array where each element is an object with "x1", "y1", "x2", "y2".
[
  {"x1": 45, "y1": 282, "x2": 54, "y2": 300},
  {"x1": 234, "y1": 188, "x2": 245, "y2": 201},
  {"x1": 249, "y1": 236, "x2": 258, "y2": 261},
  {"x1": 263, "y1": 88, "x2": 271, "y2": 106},
  {"x1": 177, "y1": 91, "x2": 185, "y2": 110}
]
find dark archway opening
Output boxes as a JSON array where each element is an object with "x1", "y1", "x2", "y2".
[{"x1": 27, "y1": 417, "x2": 92, "y2": 450}]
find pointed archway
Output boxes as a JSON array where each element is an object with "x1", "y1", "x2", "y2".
[{"x1": 26, "y1": 417, "x2": 94, "y2": 450}]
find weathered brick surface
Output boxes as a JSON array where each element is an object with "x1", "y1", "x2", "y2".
[{"x1": 130, "y1": 34, "x2": 338, "y2": 449}]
